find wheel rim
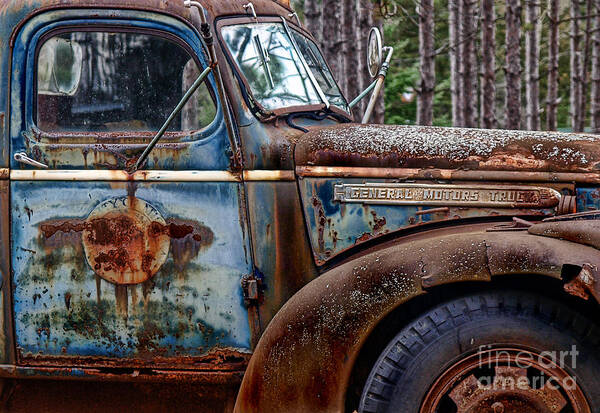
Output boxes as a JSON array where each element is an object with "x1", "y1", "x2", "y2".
[{"x1": 420, "y1": 347, "x2": 590, "y2": 413}]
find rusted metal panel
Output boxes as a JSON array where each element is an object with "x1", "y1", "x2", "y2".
[
  {"x1": 11, "y1": 180, "x2": 253, "y2": 368},
  {"x1": 234, "y1": 228, "x2": 600, "y2": 413},
  {"x1": 563, "y1": 263, "x2": 600, "y2": 302},
  {"x1": 300, "y1": 177, "x2": 558, "y2": 264},
  {"x1": 199, "y1": 0, "x2": 294, "y2": 21},
  {"x1": 238, "y1": 115, "x2": 334, "y2": 171},
  {"x1": 528, "y1": 214, "x2": 600, "y2": 249},
  {"x1": 295, "y1": 124, "x2": 600, "y2": 173},
  {"x1": 245, "y1": 181, "x2": 318, "y2": 338},
  {"x1": 0, "y1": 179, "x2": 14, "y2": 364},
  {"x1": 0, "y1": 0, "x2": 294, "y2": 24},
  {"x1": 0, "y1": 113, "x2": 5, "y2": 168},
  {"x1": 0, "y1": 363, "x2": 246, "y2": 384}
]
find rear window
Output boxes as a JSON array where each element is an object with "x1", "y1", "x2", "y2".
[{"x1": 36, "y1": 31, "x2": 216, "y2": 133}]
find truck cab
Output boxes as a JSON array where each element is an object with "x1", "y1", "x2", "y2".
[{"x1": 2, "y1": 1, "x2": 600, "y2": 412}]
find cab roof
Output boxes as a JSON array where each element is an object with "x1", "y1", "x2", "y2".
[{"x1": 0, "y1": 0, "x2": 293, "y2": 27}]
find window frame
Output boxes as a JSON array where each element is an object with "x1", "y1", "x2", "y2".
[
  {"x1": 28, "y1": 21, "x2": 221, "y2": 145},
  {"x1": 216, "y1": 15, "x2": 350, "y2": 121}
]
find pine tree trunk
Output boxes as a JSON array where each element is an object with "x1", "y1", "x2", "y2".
[
  {"x1": 571, "y1": 0, "x2": 584, "y2": 131},
  {"x1": 304, "y1": 0, "x2": 323, "y2": 47},
  {"x1": 591, "y1": 0, "x2": 600, "y2": 132},
  {"x1": 358, "y1": 0, "x2": 375, "y2": 117},
  {"x1": 525, "y1": 0, "x2": 540, "y2": 130},
  {"x1": 480, "y1": 0, "x2": 497, "y2": 129},
  {"x1": 449, "y1": 0, "x2": 463, "y2": 126},
  {"x1": 417, "y1": 0, "x2": 435, "y2": 125},
  {"x1": 546, "y1": 0, "x2": 560, "y2": 131},
  {"x1": 343, "y1": 0, "x2": 360, "y2": 119},
  {"x1": 505, "y1": 0, "x2": 522, "y2": 130},
  {"x1": 580, "y1": 0, "x2": 593, "y2": 131},
  {"x1": 322, "y1": 0, "x2": 343, "y2": 81},
  {"x1": 462, "y1": 0, "x2": 478, "y2": 127}
]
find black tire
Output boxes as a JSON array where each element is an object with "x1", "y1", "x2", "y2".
[{"x1": 359, "y1": 290, "x2": 600, "y2": 412}]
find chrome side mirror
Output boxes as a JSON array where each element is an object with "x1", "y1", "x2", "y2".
[{"x1": 366, "y1": 27, "x2": 383, "y2": 78}]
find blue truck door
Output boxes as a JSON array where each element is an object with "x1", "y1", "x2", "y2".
[{"x1": 9, "y1": 10, "x2": 253, "y2": 368}]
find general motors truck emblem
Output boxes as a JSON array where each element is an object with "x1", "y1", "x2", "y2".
[{"x1": 333, "y1": 183, "x2": 562, "y2": 208}]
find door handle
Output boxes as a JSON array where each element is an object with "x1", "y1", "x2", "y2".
[{"x1": 14, "y1": 152, "x2": 48, "y2": 169}]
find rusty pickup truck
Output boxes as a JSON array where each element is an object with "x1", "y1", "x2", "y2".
[{"x1": 2, "y1": 0, "x2": 600, "y2": 412}]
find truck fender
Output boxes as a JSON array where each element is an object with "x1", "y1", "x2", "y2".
[{"x1": 234, "y1": 229, "x2": 600, "y2": 413}]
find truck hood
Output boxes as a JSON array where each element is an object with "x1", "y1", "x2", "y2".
[{"x1": 295, "y1": 124, "x2": 600, "y2": 173}]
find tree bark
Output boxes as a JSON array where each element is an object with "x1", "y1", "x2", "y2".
[
  {"x1": 480, "y1": 0, "x2": 497, "y2": 129},
  {"x1": 591, "y1": 0, "x2": 600, "y2": 132},
  {"x1": 571, "y1": 0, "x2": 584, "y2": 131},
  {"x1": 357, "y1": 0, "x2": 375, "y2": 117},
  {"x1": 525, "y1": 0, "x2": 540, "y2": 130},
  {"x1": 417, "y1": 0, "x2": 435, "y2": 125},
  {"x1": 449, "y1": 0, "x2": 463, "y2": 126},
  {"x1": 546, "y1": 0, "x2": 560, "y2": 131},
  {"x1": 580, "y1": 0, "x2": 594, "y2": 131},
  {"x1": 322, "y1": 0, "x2": 343, "y2": 81},
  {"x1": 304, "y1": 0, "x2": 322, "y2": 47},
  {"x1": 462, "y1": 0, "x2": 478, "y2": 127},
  {"x1": 505, "y1": 0, "x2": 522, "y2": 130},
  {"x1": 343, "y1": 0, "x2": 361, "y2": 118}
]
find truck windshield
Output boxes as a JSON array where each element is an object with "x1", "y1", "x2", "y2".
[{"x1": 221, "y1": 22, "x2": 348, "y2": 113}]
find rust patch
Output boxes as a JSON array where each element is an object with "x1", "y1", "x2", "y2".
[
  {"x1": 312, "y1": 196, "x2": 327, "y2": 254},
  {"x1": 18, "y1": 346, "x2": 252, "y2": 371},
  {"x1": 40, "y1": 221, "x2": 86, "y2": 239},
  {"x1": 164, "y1": 219, "x2": 214, "y2": 273},
  {"x1": 563, "y1": 263, "x2": 600, "y2": 303},
  {"x1": 83, "y1": 198, "x2": 169, "y2": 286},
  {"x1": 370, "y1": 210, "x2": 387, "y2": 233},
  {"x1": 39, "y1": 199, "x2": 214, "y2": 285},
  {"x1": 64, "y1": 292, "x2": 72, "y2": 310},
  {"x1": 356, "y1": 233, "x2": 373, "y2": 243}
]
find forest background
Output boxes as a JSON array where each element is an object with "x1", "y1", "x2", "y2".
[{"x1": 291, "y1": 0, "x2": 600, "y2": 133}]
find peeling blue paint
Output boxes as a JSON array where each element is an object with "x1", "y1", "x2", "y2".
[{"x1": 12, "y1": 181, "x2": 252, "y2": 361}]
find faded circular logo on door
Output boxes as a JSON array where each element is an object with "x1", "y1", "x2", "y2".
[{"x1": 82, "y1": 197, "x2": 170, "y2": 285}]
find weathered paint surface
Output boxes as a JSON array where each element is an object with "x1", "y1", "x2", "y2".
[
  {"x1": 577, "y1": 187, "x2": 600, "y2": 211},
  {"x1": 245, "y1": 182, "x2": 318, "y2": 338},
  {"x1": 296, "y1": 124, "x2": 600, "y2": 172},
  {"x1": 300, "y1": 177, "x2": 556, "y2": 263},
  {"x1": 11, "y1": 180, "x2": 252, "y2": 365}
]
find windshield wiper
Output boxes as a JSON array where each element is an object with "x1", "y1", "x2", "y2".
[
  {"x1": 280, "y1": 17, "x2": 330, "y2": 109},
  {"x1": 253, "y1": 34, "x2": 275, "y2": 90}
]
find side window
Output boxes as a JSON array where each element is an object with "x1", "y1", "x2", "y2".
[{"x1": 36, "y1": 31, "x2": 216, "y2": 133}]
